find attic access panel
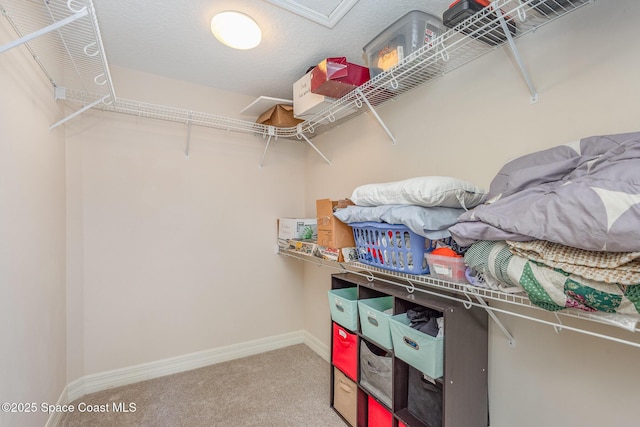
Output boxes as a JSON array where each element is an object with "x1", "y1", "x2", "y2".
[{"x1": 265, "y1": 0, "x2": 359, "y2": 28}]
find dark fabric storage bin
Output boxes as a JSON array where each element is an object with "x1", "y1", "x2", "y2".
[
  {"x1": 359, "y1": 340, "x2": 392, "y2": 408},
  {"x1": 408, "y1": 366, "x2": 443, "y2": 427}
]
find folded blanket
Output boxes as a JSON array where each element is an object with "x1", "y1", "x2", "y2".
[
  {"x1": 507, "y1": 240, "x2": 640, "y2": 285},
  {"x1": 464, "y1": 241, "x2": 640, "y2": 317}
]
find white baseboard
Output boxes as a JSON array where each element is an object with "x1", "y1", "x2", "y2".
[
  {"x1": 66, "y1": 330, "x2": 305, "y2": 403},
  {"x1": 44, "y1": 384, "x2": 69, "y2": 427},
  {"x1": 304, "y1": 330, "x2": 330, "y2": 362}
]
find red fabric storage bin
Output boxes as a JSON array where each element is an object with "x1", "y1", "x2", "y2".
[
  {"x1": 332, "y1": 322, "x2": 358, "y2": 381},
  {"x1": 368, "y1": 395, "x2": 393, "y2": 427},
  {"x1": 399, "y1": 423, "x2": 408, "y2": 427}
]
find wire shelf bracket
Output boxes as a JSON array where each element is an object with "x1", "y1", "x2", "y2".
[
  {"x1": 50, "y1": 93, "x2": 109, "y2": 130},
  {"x1": 259, "y1": 126, "x2": 277, "y2": 168},
  {"x1": 297, "y1": 124, "x2": 332, "y2": 165},
  {"x1": 355, "y1": 87, "x2": 397, "y2": 144},
  {"x1": 495, "y1": 2, "x2": 538, "y2": 103},
  {"x1": 184, "y1": 112, "x2": 193, "y2": 159},
  {"x1": 467, "y1": 287, "x2": 516, "y2": 347}
]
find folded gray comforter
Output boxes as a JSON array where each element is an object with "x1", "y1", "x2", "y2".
[{"x1": 449, "y1": 132, "x2": 640, "y2": 252}]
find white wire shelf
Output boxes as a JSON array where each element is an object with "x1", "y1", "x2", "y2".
[
  {"x1": 65, "y1": 89, "x2": 279, "y2": 137},
  {"x1": 1, "y1": 0, "x2": 115, "y2": 102},
  {"x1": 279, "y1": 247, "x2": 640, "y2": 349},
  {"x1": 3, "y1": 0, "x2": 592, "y2": 142},
  {"x1": 297, "y1": 0, "x2": 593, "y2": 137}
]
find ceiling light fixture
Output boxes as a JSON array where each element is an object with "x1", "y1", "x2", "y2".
[{"x1": 210, "y1": 11, "x2": 262, "y2": 50}]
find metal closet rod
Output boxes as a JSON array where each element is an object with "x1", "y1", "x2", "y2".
[{"x1": 279, "y1": 250, "x2": 640, "y2": 350}]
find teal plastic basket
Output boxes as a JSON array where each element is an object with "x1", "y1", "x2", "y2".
[
  {"x1": 358, "y1": 297, "x2": 394, "y2": 349},
  {"x1": 328, "y1": 288, "x2": 358, "y2": 331},
  {"x1": 389, "y1": 313, "x2": 444, "y2": 379}
]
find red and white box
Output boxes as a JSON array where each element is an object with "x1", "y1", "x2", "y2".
[{"x1": 310, "y1": 57, "x2": 370, "y2": 99}]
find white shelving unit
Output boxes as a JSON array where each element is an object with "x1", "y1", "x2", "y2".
[
  {"x1": 279, "y1": 247, "x2": 640, "y2": 350},
  {"x1": 2, "y1": 0, "x2": 593, "y2": 146}
]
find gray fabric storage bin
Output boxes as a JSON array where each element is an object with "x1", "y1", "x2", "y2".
[
  {"x1": 359, "y1": 340, "x2": 392, "y2": 407},
  {"x1": 408, "y1": 366, "x2": 443, "y2": 427}
]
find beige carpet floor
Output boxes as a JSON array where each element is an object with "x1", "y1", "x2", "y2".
[{"x1": 59, "y1": 344, "x2": 346, "y2": 426}]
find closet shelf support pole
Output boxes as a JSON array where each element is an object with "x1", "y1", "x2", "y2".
[
  {"x1": 185, "y1": 112, "x2": 193, "y2": 159},
  {"x1": 50, "y1": 94, "x2": 108, "y2": 130},
  {"x1": 297, "y1": 125, "x2": 331, "y2": 165},
  {"x1": 355, "y1": 88, "x2": 397, "y2": 144},
  {"x1": 0, "y1": 9, "x2": 88, "y2": 54},
  {"x1": 471, "y1": 291, "x2": 516, "y2": 347},
  {"x1": 259, "y1": 126, "x2": 276, "y2": 168},
  {"x1": 494, "y1": 6, "x2": 538, "y2": 103}
]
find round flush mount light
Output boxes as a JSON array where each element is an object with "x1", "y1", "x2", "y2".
[{"x1": 211, "y1": 11, "x2": 262, "y2": 50}]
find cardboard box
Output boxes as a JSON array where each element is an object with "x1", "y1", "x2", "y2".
[
  {"x1": 293, "y1": 71, "x2": 336, "y2": 119},
  {"x1": 256, "y1": 104, "x2": 304, "y2": 128},
  {"x1": 278, "y1": 218, "x2": 318, "y2": 240},
  {"x1": 316, "y1": 199, "x2": 355, "y2": 249},
  {"x1": 310, "y1": 57, "x2": 370, "y2": 99}
]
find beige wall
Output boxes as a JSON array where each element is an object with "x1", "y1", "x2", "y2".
[
  {"x1": 65, "y1": 67, "x2": 309, "y2": 378},
  {"x1": 304, "y1": 1, "x2": 640, "y2": 426},
  {"x1": 0, "y1": 18, "x2": 67, "y2": 427}
]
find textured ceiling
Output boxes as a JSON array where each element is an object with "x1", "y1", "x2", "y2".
[{"x1": 94, "y1": 0, "x2": 451, "y2": 101}]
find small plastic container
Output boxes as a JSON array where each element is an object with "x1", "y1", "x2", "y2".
[
  {"x1": 328, "y1": 287, "x2": 359, "y2": 331},
  {"x1": 425, "y1": 253, "x2": 468, "y2": 283},
  {"x1": 363, "y1": 10, "x2": 444, "y2": 78}
]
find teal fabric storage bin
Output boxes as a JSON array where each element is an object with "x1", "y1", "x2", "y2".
[
  {"x1": 389, "y1": 313, "x2": 444, "y2": 379},
  {"x1": 328, "y1": 288, "x2": 358, "y2": 331},
  {"x1": 358, "y1": 297, "x2": 394, "y2": 349}
]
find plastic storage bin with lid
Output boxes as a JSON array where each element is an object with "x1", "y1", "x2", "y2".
[
  {"x1": 442, "y1": 0, "x2": 517, "y2": 47},
  {"x1": 363, "y1": 10, "x2": 444, "y2": 78},
  {"x1": 425, "y1": 247, "x2": 468, "y2": 283}
]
